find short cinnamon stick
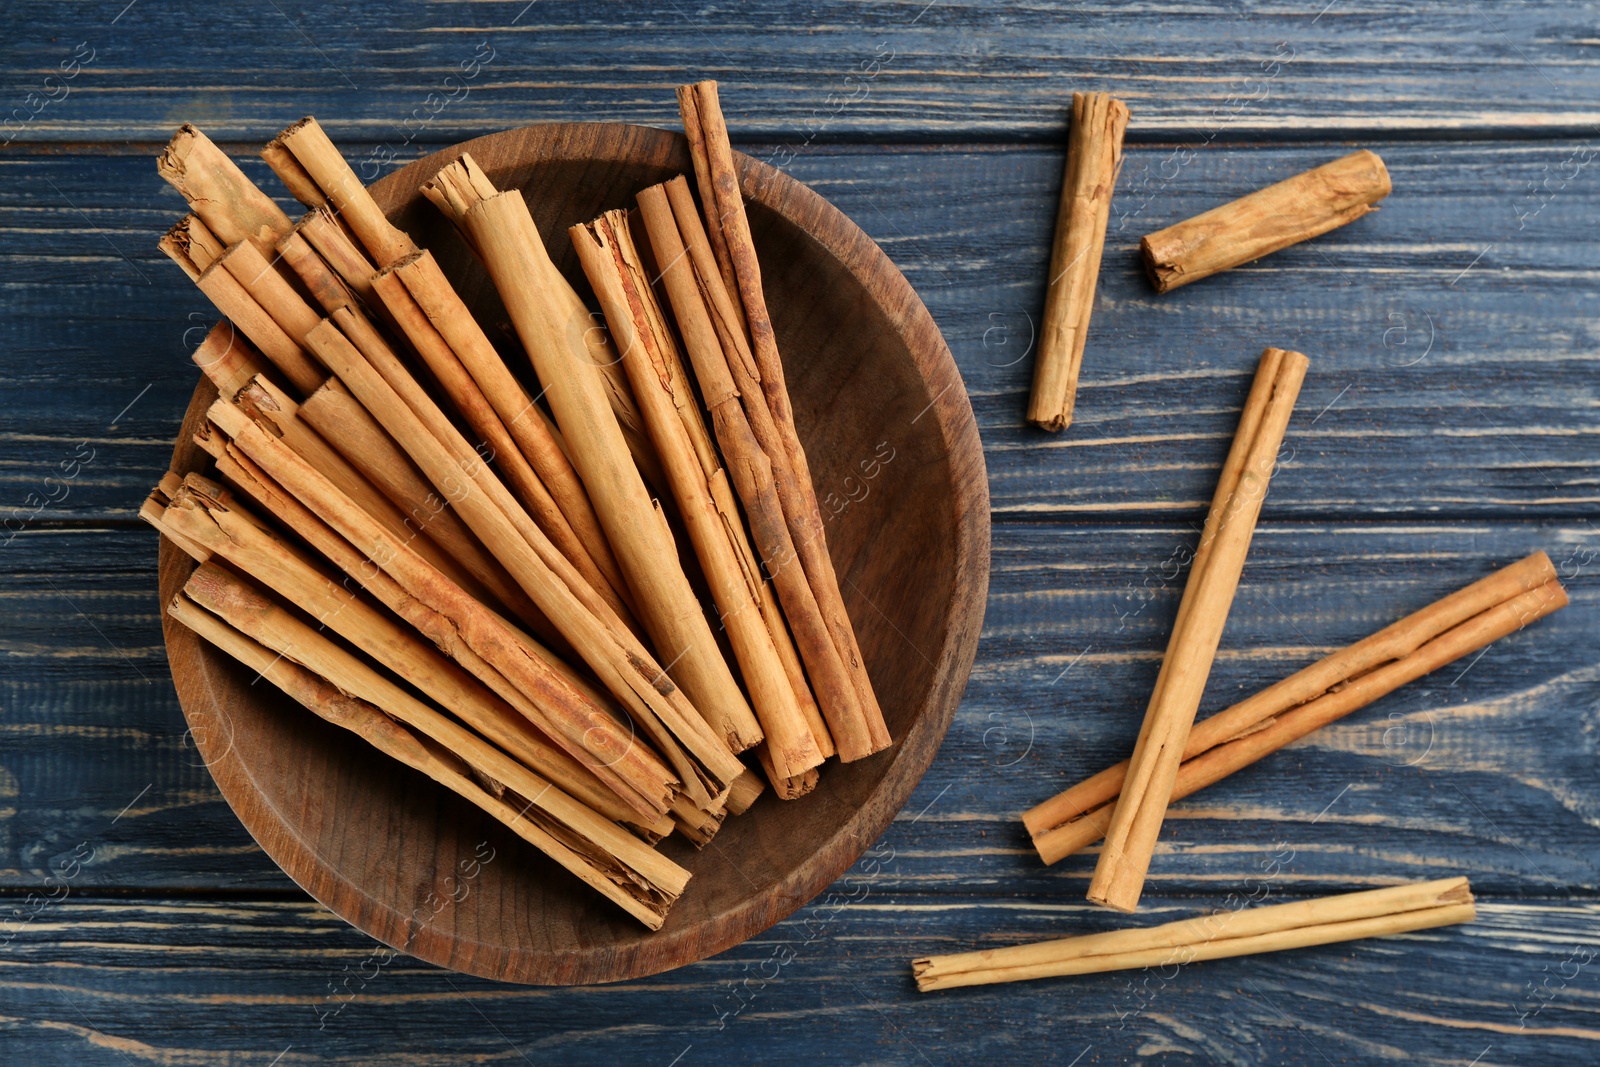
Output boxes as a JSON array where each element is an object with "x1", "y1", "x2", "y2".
[
  {"x1": 1027, "y1": 91, "x2": 1130, "y2": 432},
  {"x1": 1087, "y1": 348, "x2": 1307, "y2": 912},
  {"x1": 1026, "y1": 552, "x2": 1568, "y2": 863},
  {"x1": 1141, "y1": 150, "x2": 1391, "y2": 293},
  {"x1": 913, "y1": 877, "x2": 1475, "y2": 991}
]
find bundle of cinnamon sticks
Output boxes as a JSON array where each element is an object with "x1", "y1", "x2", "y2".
[{"x1": 146, "y1": 82, "x2": 891, "y2": 928}]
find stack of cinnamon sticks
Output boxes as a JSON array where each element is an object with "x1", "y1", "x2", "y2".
[{"x1": 146, "y1": 82, "x2": 890, "y2": 928}]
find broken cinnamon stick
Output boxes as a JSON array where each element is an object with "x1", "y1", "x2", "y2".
[
  {"x1": 1027, "y1": 91, "x2": 1129, "y2": 432},
  {"x1": 1141, "y1": 150, "x2": 1391, "y2": 293}
]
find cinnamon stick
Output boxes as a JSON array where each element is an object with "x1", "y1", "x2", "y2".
[
  {"x1": 297, "y1": 205, "x2": 378, "y2": 302},
  {"x1": 1088, "y1": 348, "x2": 1307, "y2": 912},
  {"x1": 157, "y1": 124, "x2": 291, "y2": 256},
  {"x1": 388, "y1": 250, "x2": 632, "y2": 617},
  {"x1": 171, "y1": 565, "x2": 688, "y2": 928},
  {"x1": 290, "y1": 317, "x2": 742, "y2": 809},
  {"x1": 724, "y1": 767, "x2": 766, "y2": 815},
  {"x1": 414, "y1": 155, "x2": 662, "y2": 489},
  {"x1": 158, "y1": 213, "x2": 226, "y2": 281},
  {"x1": 678, "y1": 80, "x2": 890, "y2": 758},
  {"x1": 1141, "y1": 150, "x2": 1391, "y2": 293},
  {"x1": 191, "y1": 320, "x2": 270, "y2": 400},
  {"x1": 204, "y1": 397, "x2": 688, "y2": 819},
  {"x1": 913, "y1": 877, "x2": 1475, "y2": 991},
  {"x1": 147, "y1": 475, "x2": 649, "y2": 828},
  {"x1": 573, "y1": 208, "x2": 824, "y2": 777},
  {"x1": 1027, "y1": 92, "x2": 1129, "y2": 432},
  {"x1": 265, "y1": 117, "x2": 418, "y2": 268},
  {"x1": 424, "y1": 157, "x2": 760, "y2": 764},
  {"x1": 639, "y1": 177, "x2": 873, "y2": 763},
  {"x1": 1027, "y1": 552, "x2": 1568, "y2": 863},
  {"x1": 368, "y1": 257, "x2": 636, "y2": 626}
]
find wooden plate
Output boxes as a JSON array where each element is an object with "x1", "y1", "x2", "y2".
[{"x1": 158, "y1": 122, "x2": 990, "y2": 985}]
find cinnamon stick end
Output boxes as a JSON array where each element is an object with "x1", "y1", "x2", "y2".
[
  {"x1": 1351, "y1": 148, "x2": 1393, "y2": 201},
  {"x1": 1140, "y1": 234, "x2": 1182, "y2": 294},
  {"x1": 267, "y1": 115, "x2": 317, "y2": 151},
  {"x1": 1085, "y1": 884, "x2": 1140, "y2": 915},
  {"x1": 1027, "y1": 410, "x2": 1070, "y2": 433}
]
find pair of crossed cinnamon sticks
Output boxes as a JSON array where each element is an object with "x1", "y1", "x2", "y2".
[
  {"x1": 1026, "y1": 90, "x2": 1391, "y2": 430},
  {"x1": 146, "y1": 81, "x2": 890, "y2": 928}
]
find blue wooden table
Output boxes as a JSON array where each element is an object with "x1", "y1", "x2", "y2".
[{"x1": 4, "y1": 2, "x2": 1598, "y2": 1063}]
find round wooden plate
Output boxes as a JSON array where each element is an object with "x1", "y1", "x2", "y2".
[{"x1": 158, "y1": 122, "x2": 990, "y2": 985}]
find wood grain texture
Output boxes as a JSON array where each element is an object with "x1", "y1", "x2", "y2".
[
  {"x1": 5, "y1": 141, "x2": 1599, "y2": 524},
  {"x1": 3, "y1": 1, "x2": 1599, "y2": 143},
  {"x1": 0, "y1": 894, "x2": 1595, "y2": 1065},
  {"x1": 2, "y1": 0, "x2": 1598, "y2": 1056}
]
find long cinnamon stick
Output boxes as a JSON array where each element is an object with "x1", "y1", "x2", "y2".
[
  {"x1": 424, "y1": 157, "x2": 760, "y2": 763},
  {"x1": 171, "y1": 565, "x2": 688, "y2": 928},
  {"x1": 415, "y1": 155, "x2": 662, "y2": 486},
  {"x1": 913, "y1": 877, "x2": 1474, "y2": 991},
  {"x1": 1027, "y1": 552, "x2": 1568, "y2": 863},
  {"x1": 1141, "y1": 150, "x2": 1391, "y2": 293},
  {"x1": 1088, "y1": 348, "x2": 1307, "y2": 912},
  {"x1": 1027, "y1": 92, "x2": 1130, "y2": 432},
  {"x1": 678, "y1": 81, "x2": 890, "y2": 758},
  {"x1": 575, "y1": 209, "x2": 826, "y2": 777}
]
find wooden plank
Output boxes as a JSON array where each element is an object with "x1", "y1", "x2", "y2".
[
  {"x1": 2, "y1": 522, "x2": 1594, "y2": 897},
  {"x1": 4, "y1": 140, "x2": 1598, "y2": 525},
  {"x1": 0, "y1": 893, "x2": 1594, "y2": 1063},
  {"x1": 3, "y1": 1, "x2": 1600, "y2": 143}
]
